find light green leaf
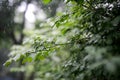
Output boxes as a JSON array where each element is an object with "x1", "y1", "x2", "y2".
[
  {"x1": 42, "y1": 0, "x2": 52, "y2": 4},
  {"x1": 22, "y1": 57, "x2": 33, "y2": 64},
  {"x1": 35, "y1": 53, "x2": 45, "y2": 61}
]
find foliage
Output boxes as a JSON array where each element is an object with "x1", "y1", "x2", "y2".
[
  {"x1": 4, "y1": 0, "x2": 120, "y2": 80},
  {"x1": 58, "y1": 0, "x2": 120, "y2": 80},
  {"x1": 4, "y1": 18, "x2": 69, "y2": 79}
]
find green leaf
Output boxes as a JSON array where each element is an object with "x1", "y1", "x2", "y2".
[
  {"x1": 42, "y1": 0, "x2": 52, "y2": 4},
  {"x1": 61, "y1": 28, "x2": 71, "y2": 34},
  {"x1": 35, "y1": 53, "x2": 45, "y2": 61},
  {"x1": 105, "y1": 62, "x2": 116, "y2": 73},
  {"x1": 4, "y1": 59, "x2": 12, "y2": 67},
  {"x1": 111, "y1": 16, "x2": 120, "y2": 26},
  {"x1": 75, "y1": 0, "x2": 84, "y2": 4},
  {"x1": 54, "y1": 14, "x2": 69, "y2": 27},
  {"x1": 16, "y1": 55, "x2": 25, "y2": 61},
  {"x1": 22, "y1": 57, "x2": 33, "y2": 64}
]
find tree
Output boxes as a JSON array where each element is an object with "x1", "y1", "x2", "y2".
[
  {"x1": 0, "y1": 0, "x2": 62, "y2": 80},
  {"x1": 4, "y1": 0, "x2": 120, "y2": 80}
]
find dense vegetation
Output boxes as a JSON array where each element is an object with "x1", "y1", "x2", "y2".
[{"x1": 1, "y1": 0, "x2": 120, "y2": 80}]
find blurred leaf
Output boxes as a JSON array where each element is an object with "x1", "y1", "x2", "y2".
[
  {"x1": 22, "y1": 57, "x2": 33, "y2": 64},
  {"x1": 42, "y1": 0, "x2": 52, "y2": 4},
  {"x1": 75, "y1": 0, "x2": 84, "y2": 4},
  {"x1": 105, "y1": 61, "x2": 116, "y2": 73},
  {"x1": 111, "y1": 16, "x2": 120, "y2": 26},
  {"x1": 54, "y1": 14, "x2": 69, "y2": 27},
  {"x1": 35, "y1": 54, "x2": 45, "y2": 61},
  {"x1": 4, "y1": 59, "x2": 12, "y2": 67},
  {"x1": 111, "y1": 57, "x2": 120, "y2": 65},
  {"x1": 89, "y1": 61, "x2": 105, "y2": 69},
  {"x1": 13, "y1": 54, "x2": 21, "y2": 61}
]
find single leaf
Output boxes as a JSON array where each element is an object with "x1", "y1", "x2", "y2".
[
  {"x1": 22, "y1": 57, "x2": 33, "y2": 64},
  {"x1": 75, "y1": 0, "x2": 84, "y2": 4},
  {"x1": 35, "y1": 53, "x2": 45, "y2": 61},
  {"x1": 111, "y1": 16, "x2": 120, "y2": 26},
  {"x1": 4, "y1": 59, "x2": 12, "y2": 67},
  {"x1": 42, "y1": 0, "x2": 52, "y2": 4},
  {"x1": 105, "y1": 62, "x2": 116, "y2": 73}
]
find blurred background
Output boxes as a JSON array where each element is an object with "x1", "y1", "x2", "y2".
[{"x1": 0, "y1": 0, "x2": 65, "y2": 80}]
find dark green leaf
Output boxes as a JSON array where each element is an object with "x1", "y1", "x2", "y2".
[
  {"x1": 75, "y1": 0, "x2": 84, "y2": 4},
  {"x1": 111, "y1": 16, "x2": 120, "y2": 26},
  {"x1": 4, "y1": 59, "x2": 12, "y2": 67}
]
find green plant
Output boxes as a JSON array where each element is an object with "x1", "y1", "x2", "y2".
[{"x1": 5, "y1": 0, "x2": 120, "y2": 80}]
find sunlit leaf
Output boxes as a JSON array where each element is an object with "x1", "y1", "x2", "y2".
[
  {"x1": 22, "y1": 57, "x2": 33, "y2": 64},
  {"x1": 42, "y1": 0, "x2": 52, "y2": 4}
]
